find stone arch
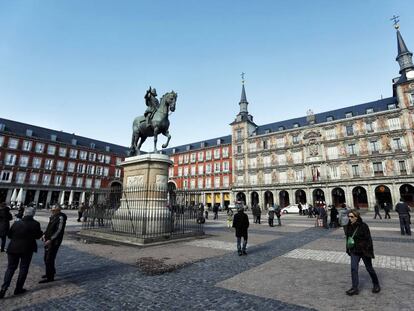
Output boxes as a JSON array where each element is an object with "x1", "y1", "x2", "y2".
[
  {"x1": 331, "y1": 187, "x2": 345, "y2": 207},
  {"x1": 352, "y1": 186, "x2": 368, "y2": 209},
  {"x1": 399, "y1": 184, "x2": 414, "y2": 206},
  {"x1": 264, "y1": 190, "x2": 274, "y2": 208},
  {"x1": 251, "y1": 191, "x2": 259, "y2": 207},
  {"x1": 295, "y1": 189, "x2": 307, "y2": 204},
  {"x1": 279, "y1": 190, "x2": 290, "y2": 207},
  {"x1": 236, "y1": 192, "x2": 246, "y2": 205},
  {"x1": 374, "y1": 185, "x2": 392, "y2": 206},
  {"x1": 312, "y1": 188, "x2": 325, "y2": 206}
]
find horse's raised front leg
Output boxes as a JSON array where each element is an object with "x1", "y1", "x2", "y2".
[
  {"x1": 161, "y1": 130, "x2": 171, "y2": 149},
  {"x1": 153, "y1": 127, "x2": 159, "y2": 152}
]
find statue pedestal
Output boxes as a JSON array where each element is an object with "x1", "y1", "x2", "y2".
[{"x1": 112, "y1": 154, "x2": 173, "y2": 237}]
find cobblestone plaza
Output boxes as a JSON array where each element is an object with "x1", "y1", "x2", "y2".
[{"x1": 0, "y1": 210, "x2": 412, "y2": 310}]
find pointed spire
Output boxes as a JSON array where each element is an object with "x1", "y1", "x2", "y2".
[
  {"x1": 397, "y1": 30, "x2": 410, "y2": 56},
  {"x1": 392, "y1": 18, "x2": 414, "y2": 76},
  {"x1": 240, "y1": 83, "x2": 247, "y2": 104},
  {"x1": 239, "y1": 73, "x2": 248, "y2": 115}
]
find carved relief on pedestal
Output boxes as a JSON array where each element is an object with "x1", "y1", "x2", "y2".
[
  {"x1": 127, "y1": 175, "x2": 144, "y2": 187},
  {"x1": 155, "y1": 175, "x2": 167, "y2": 186},
  {"x1": 381, "y1": 135, "x2": 392, "y2": 152}
]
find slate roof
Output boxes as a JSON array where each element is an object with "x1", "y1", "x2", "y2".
[
  {"x1": 0, "y1": 118, "x2": 129, "y2": 156},
  {"x1": 162, "y1": 135, "x2": 232, "y2": 155},
  {"x1": 254, "y1": 96, "x2": 398, "y2": 135}
]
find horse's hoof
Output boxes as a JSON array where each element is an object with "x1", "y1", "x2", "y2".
[{"x1": 162, "y1": 144, "x2": 167, "y2": 148}]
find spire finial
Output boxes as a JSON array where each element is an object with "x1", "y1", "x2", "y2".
[
  {"x1": 241, "y1": 72, "x2": 245, "y2": 84},
  {"x1": 390, "y1": 14, "x2": 400, "y2": 30}
]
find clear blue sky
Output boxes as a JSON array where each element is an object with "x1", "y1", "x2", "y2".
[{"x1": 1, "y1": 1, "x2": 414, "y2": 151}]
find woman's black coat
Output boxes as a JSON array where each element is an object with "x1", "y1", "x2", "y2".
[{"x1": 345, "y1": 218, "x2": 375, "y2": 258}]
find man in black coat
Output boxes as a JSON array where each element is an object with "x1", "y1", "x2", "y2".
[
  {"x1": 0, "y1": 203, "x2": 13, "y2": 252},
  {"x1": 395, "y1": 198, "x2": 411, "y2": 235},
  {"x1": 232, "y1": 206, "x2": 249, "y2": 256},
  {"x1": 0, "y1": 207, "x2": 43, "y2": 298},
  {"x1": 39, "y1": 205, "x2": 67, "y2": 283}
]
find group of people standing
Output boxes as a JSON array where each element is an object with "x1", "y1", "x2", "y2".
[{"x1": 0, "y1": 203, "x2": 66, "y2": 299}]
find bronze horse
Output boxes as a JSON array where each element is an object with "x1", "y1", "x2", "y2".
[{"x1": 130, "y1": 91, "x2": 177, "y2": 155}]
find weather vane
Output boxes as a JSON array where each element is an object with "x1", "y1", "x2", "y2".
[
  {"x1": 390, "y1": 14, "x2": 400, "y2": 30},
  {"x1": 241, "y1": 72, "x2": 245, "y2": 84}
]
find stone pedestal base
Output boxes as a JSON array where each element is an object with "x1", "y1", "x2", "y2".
[{"x1": 111, "y1": 154, "x2": 173, "y2": 236}]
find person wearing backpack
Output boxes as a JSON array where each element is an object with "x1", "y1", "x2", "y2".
[{"x1": 345, "y1": 209, "x2": 380, "y2": 296}]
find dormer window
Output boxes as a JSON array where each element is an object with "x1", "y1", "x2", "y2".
[
  {"x1": 265, "y1": 129, "x2": 271, "y2": 134},
  {"x1": 105, "y1": 146, "x2": 110, "y2": 152},
  {"x1": 410, "y1": 93, "x2": 414, "y2": 106},
  {"x1": 50, "y1": 134, "x2": 57, "y2": 141},
  {"x1": 293, "y1": 123, "x2": 300, "y2": 128},
  {"x1": 186, "y1": 145, "x2": 191, "y2": 151},
  {"x1": 366, "y1": 108, "x2": 374, "y2": 114},
  {"x1": 172, "y1": 148, "x2": 176, "y2": 154},
  {"x1": 71, "y1": 138, "x2": 77, "y2": 146},
  {"x1": 326, "y1": 116, "x2": 334, "y2": 122},
  {"x1": 278, "y1": 126, "x2": 285, "y2": 131},
  {"x1": 90, "y1": 143, "x2": 96, "y2": 149},
  {"x1": 217, "y1": 139, "x2": 222, "y2": 145},
  {"x1": 345, "y1": 112, "x2": 353, "y2": 118},
  {"x1": 0, "y1": 124, "x2": 5, "y2": 131},
  {"x1": 26, "y1": 129, "x2": 33, "y2": 137},
  {"x1": 387, "y1": 103, "x2": 397, "y2": 110}
]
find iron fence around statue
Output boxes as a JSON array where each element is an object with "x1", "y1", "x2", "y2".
[{"x1": 81, "y1": 186, "x2": 204, "y2": 241}]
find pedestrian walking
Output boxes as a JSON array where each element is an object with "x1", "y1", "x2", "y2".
[
  {"x1": 339, "y1": 203, "x2": 349, "y2": 235},
  {"x1": 298, "y1": 203, "x2": 303, "y2": 215},
  {"x1": 0, "y1": 207, "x2": 43, "y2": 298},
  {"x1": 373, "y1": 201, "x2": 382, "y2": 219},
  {"x1": 274, "y1": 204, "x2": 282, "y2": 226},
  {"x1": 77, "y1": 203, "x2": 86, "y2": 222},
  {"x1": 268, "y1": 207, "x2": 275, "y2": 227},
  {"x1": 232, "y1": 205, "x2": 249, "y2": 256},
  {"x1": 0, "y1": 203, "x2": 13, "y2": 252},
  {"x1": 345, "y1": 209, "x2": 380, "y2": 296},
  {"x1": 39, "y1": 205, "x2": 67, "y2": 283},
  {"x1": 395, "y1": 198, "x2": 411, "y2": 236},
  {"x1": 329, "y1": 205, "x2": 339, "y2": 228},
  {"x1": 226, "y1": 208, "x2": 233, "y2": 228},
  {"x1": 383, "y1": 202, "x2": 391, "y2": 219}
]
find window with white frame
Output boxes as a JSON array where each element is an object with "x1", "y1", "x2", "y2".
[
  {"x1": 96, "y1": 166, "x2": 103, "y2": 176},
  {"x1": 0, "y1": 136, "x2": 4, "y2": 147},
  {"x1": 191, "y1": 165, "x2": 196, "y2": 176},
  {"x1": 370, "y1": 140, "x2": 379, "y2": 152},
  {"x1": 205, "y1": 178, "x2": 211, "y2": 188},
  {"x1": 410, "y1": 93, "x2": 414, "y2": 106},
  {"x1": 8, "y1": 138, "x2": 18, "y2": 149},
  {"x1": 222, "y1": 147, "x2": 229, "y2": 158},
  {"x1": 249, "y1": 158, "x2": 256, "y2": 169},
  {"x1": 69, "y1": 149, "x2": 78, "y2": 159},
  {"x1": 345, "y1": 112, "x2": 353, "y2": 118},
  {"x1": 0, "y1": 171, "x2": 12, "y2": 182},
  {"x1": 104, "y1": 155, "x2": 111, "y2": 164},
  {"x1": 65, "y1": 176, "x2": 73, "y2": 187},
  {"x1": 327, "y1": 146, "x2": 338, "y2": 159},
  {"x1": 393, "y1": 138, "x2": 403, "y2": 150},
  {"x1": 366, "y1": 108, "x2": 374, "y2": 114},
  {"x1": 56, "y1": 160, "x2": 65, "y2": 171},
  {"x1": 178, "y1": 155, "x2": 183, "y2": 164},
  {"x1": 77, "y1": 163, "x2": 85, "y2": 174},
  {"x1": 399, "y1": 160, "x2": 407, "y2": 174},
  {"x1": 169, "y1": 167, "x2": 173, "y2": 177},
  {"x1": 115, "y1": 157, "x2": 122, "y2": 165},
  {"x1": 293, "y1": 152, "x2": 302, "y2": 163},
  {"x1": 295, "y1": 170, "x2": 304, "y2": 182},
  {"x1": 365, "y1": 121, "x2": 375, "y2": 132},
  {"x1": 184, "y1": 154, "x2": 189, "y2": 163},
  {"x1": 352, "y1": 165, "x2": 360, "y2": 177},
  {"x1": 44, "y1": 159, "x2": 54, "y2": 170},
  {"x1": 19, "y1": 155, "x2": 29, "y2": 167},
  {"x1": 178, "y1": 167, "x2": 182, "y2": 176},
  {"x1": 94, "y1": 179, "x2": 101, "y2": 189},
  {"x1": 198, "y1": 165, "x2": 204, "y2": 175},
  {"x1": 387, "y1": 103, "x2": 397, "y2": 110},
  {"x1": 85, "y1": 178, "x2": 92, "y2": 188},
  {"x1": 54, "y1": 175, "x2": 62, "y2": 186},
  {"x1": 236, "y1": 175, "x2": 244, "y2": 185},
  {"x1": 22, "y1": 140, "x2": 32, "y2": 151},
  {"x1": 35, "y1": 142, "x2": 44, "y2": 153},
  {"x1": 79, "y1": 151, "x2": 87, "y2": 160},
  {"x1": 249, "y1": 142, "x2": 256, "y2": 152},
  {"x1": 347, "y1": 143, "x2": 358, "y2": 155},
  {"x1": 87, "y1": 165, "x2": 95, "y2": 175},
  {"x1": 183, "y1": 166, "x2": 189, "y2": 176},
  {"x1": 214, "y1": 149, "x2": 220, "y2": 159},
  {"x1": 59, "y1": 147, "x2": 67, "y2": 157},
  {"x1": 279, "y1": 171, "x2": 287, "y2": 183},
  {"x1": 206, "y1": 164, "x2": 212, "y2": 174},
  {"x1": 29, "y1": 173, "x2": 39, "y2": 184},
  {"x1": 214, "y1": 162, "x2": 220, "y2": 173},
  {"x1": 190, "y1": 179, "x2": 196, "y2": 189},
  {"x1": 292, "y1": 135, "x2": 299, "y2": 144},
  {"x1": 388, "y1": 117, "x2": 401, "y2": 130},
  {"x1": 325, "y1": 128, "x2": 336, "y2": 140},
  {"x1": 67, "y1": 162, "x2": 75, "y2": 172},
  {"x1": 89, "y1": 153, "x2": 97, "y2": 162},
  {"x1": 263, "y1": 156, "x2": 271, "y2": 167},
  {"x1": 223, "y1": 176, "x2": 229, "y2": 187},
  {"x1": 206, "y1": 150, "x2": 212, "y2": 160},
  {"x1": 264, "y1": 173, "x2": 272, "y2": 184},
  {"x1": 278, "y1": 154, "x2": 286, "y2": 165},
  {"x1": 276, "y1": 137, "x2": 284, "y2": 148},
  {"x1": 5, "y1": 153, "x2": 16, "y2": 166},
  {"x1": 373, "y1": 162, "x2": 383, "y2": 175},
  {"x1": 236, "y1": 159, "x2": 243, "y2": 170},
  {"x1": 197, "y1": 152, "x2": 204, "y2": 161},
  {"x1": 103, "y1": 167, "x2": 109, "y2": 176},
  {"x1": 346, "y1": 124, "x2": 354, "y2": 136},
  {"x1": 197, "y1": 178, "x2": 203, "y2": 189},
  {"x1": 33, "y1": 157, "x2": 42, "y2": 169},
  {"x1": 330, "y1": 166, "x2": 339, "y2": 179},
  {"x1": 223, "y1": 161, "x2": 229, "y2": 172},
  {"x1": 97, "y1": 154, "x2": 104, "y2": 162},
  {"x1": 42, "y1": 174, "x2": 51, "y2": 185},
  {"x1": 16, "y1": 172, "x2": 26, "y2": 184},
  {"x1": 76, "y1": 177, "x2": 83, "y2": 187},
  {"x1": 214, "y1": 176, "x2": 220, "y2": 188},
  {"x1": 47, "y1": 145, "x2": 56, "y2": 155},
  {"x1": 190, "y1": 153, "x2": 196, "y2": 163},
  {"x1": 249, "y1": 174, "x2": 257, "y2": 185}
]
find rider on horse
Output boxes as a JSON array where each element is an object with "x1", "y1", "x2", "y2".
[{"x1": 144, "y1": 87, "x2": 159, "y2": 128}]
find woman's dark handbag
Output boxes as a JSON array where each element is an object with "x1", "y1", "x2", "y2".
[{"x1": 346, "y1": 227, "x2": 358, "y2": 248}]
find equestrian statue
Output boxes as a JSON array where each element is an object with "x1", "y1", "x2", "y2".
[{"x1": 130, "y1": 87, "x2": 177, "y2": 155}]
